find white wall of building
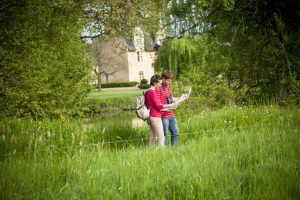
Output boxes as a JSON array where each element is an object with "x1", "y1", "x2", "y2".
[
  {"x1": 128, "y1": 51, "x2": 155, "y2": 83},
  {"x1": 92, "y1": 27, "x2": 160, "y2": 84}
]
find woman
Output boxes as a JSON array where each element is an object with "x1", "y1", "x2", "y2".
[{"x1": 145, "y1": 74, "x2": 175, "y2": 147}]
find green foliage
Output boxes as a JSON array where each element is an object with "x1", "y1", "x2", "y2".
[
  {"x1": 0, "y1": 0, "x2": 93, "y2": 118},
  {"x1": 100, "y1": 81, "x2": 138, "y2": 88},
  {"x1": 137, "y1": 78, "x2": 150, "y2": 89},
  {"x1": 173, "y1": 70, "x2": 235, "y2": 109},
  {"x1": 140, "y1": 78, "x2": 148, "y2": 84},
  {"x1": 210, "y1": 0, "x2": 300, "y2": 103},
  {"x1": 82, "y1": 97, "x2": 137, "y2": 116},
  {"x1": 154, "y1": 37, "x2": 196, "y2": 77},
  {"x1": 83, "y1": 0, "x2": 166, "y2": 39},
  {"x1": 138, "y1": 84, "x2": 151, "y2": 89},
  {"x1": 161, "y1": 0, "x2": 300, "y2": 105}
]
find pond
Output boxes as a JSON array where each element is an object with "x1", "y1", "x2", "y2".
[{"x1": 81, "y1": 111, "x2": 148, "y2": 148}]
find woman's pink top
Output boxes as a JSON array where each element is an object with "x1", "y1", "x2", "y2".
[{"x1": 145, "y1": 89, "x2": 163, "y2": 118}]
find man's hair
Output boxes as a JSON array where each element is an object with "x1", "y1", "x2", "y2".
[
  {"x1": 162, "y1": 70, "x2": 173, "y2": 79},
  {"x1": 150, "y1": 74, "x2": 162, "y2": 86}
]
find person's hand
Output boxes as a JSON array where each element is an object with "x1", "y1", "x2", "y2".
[
  {"x1": 169, "y1": 102, "x2": 178, "y2": 109},
  {"x1": 173, "y1": 97, "x2": 179, "y2": 102}
]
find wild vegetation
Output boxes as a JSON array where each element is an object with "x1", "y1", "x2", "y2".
[
  {"x1": 0, "y1": 0, "x2": 299, "y2": 199},
  {"x1": 155, "y1": 0, "x2": 300, "y2": 106},
  {"x1": 1, "y1": 106, "x2": 299, "y2": 199},
  {"x1": 0, "y1": 0, "x2": 164, "y2": 118},
  {"x1": 0, "y1": 0, "x2": 94, "y2": 118},
  {"x1": 1, "y1": 0, "x2": 299, "y2": 118}
]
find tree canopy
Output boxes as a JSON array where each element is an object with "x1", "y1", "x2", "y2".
[
  {"x1": 0, "y1": 0, "x2": 170, "y2": 117},
  {"x1": 0, "y1": 0, "x2": 93, "y2": 117},
  {"x1": 155, "y1": 0, "x2": 300, "y2": 104},
  {"x1": 81, "y1": 0, "x2": 166, "y2": 39},
  {"x1": 0, "y1": 0, "x2": 299, "y2": 118}
]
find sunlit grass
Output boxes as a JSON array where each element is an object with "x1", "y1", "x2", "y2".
[
  {"x1": 0, "y1": 112, "x2": 149, "y2": 157},
  {"x1": 0, "y1": 106, "x2": 299, "y2": 199},
  {"x1": 87, "y1": 88, "x2": 146, "y2": 99}
]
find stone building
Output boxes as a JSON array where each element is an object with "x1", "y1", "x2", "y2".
[{"x1": 92, "y1": 28, "x2": 163, "y2": 84}]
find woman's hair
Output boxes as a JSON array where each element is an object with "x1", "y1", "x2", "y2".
[{"x1": 150, "y1": 74, "x2": 162, "y2": 86}]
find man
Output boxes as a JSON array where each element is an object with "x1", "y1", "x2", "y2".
[{"x1": 157, "y1": 70, "x2": 179, "y2": 146}]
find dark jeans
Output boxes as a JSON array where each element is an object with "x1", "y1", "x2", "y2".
[{"x1": 162, "y1": 117, "x2": 179, "y2": 146}]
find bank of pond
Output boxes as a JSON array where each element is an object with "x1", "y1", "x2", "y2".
[{"x1": 0, "y1": 106, "x2": 299, "y2": 199}]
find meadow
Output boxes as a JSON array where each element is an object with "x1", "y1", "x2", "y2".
[
  {"x1": 87, "y1": 88, "x2": 145, "y2": 99},
  {"x1": 1, "y1": 100, "x2": 299, "y2": 199},
  {"x1": 2, "y1": 1, "x2": 299, "y2": 199}
]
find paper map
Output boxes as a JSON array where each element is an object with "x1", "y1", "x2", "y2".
[{"x1": 171, "y1": 87, "x2": 192, "y2": 109}]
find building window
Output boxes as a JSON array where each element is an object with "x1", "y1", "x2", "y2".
[
  {"x1": 137, "y1": 51, "x2": 143, "y2": 62},
  {"x1": 139, "y1": 71, "x2": 144, "y2": 80}
]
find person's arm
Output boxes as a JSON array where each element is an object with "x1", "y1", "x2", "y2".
[
  {"x1": 161, "y1": 101, "x2": 177, "y2": 111},
  {"x1": 150, "y1": 91, "x2": 175, "y2": 110},
  {"x1": 161, "y1": 104, "x2": 176, "y2": 111},
  {"x1": 150, "y1": 91, "x2": 163, "y2": 110}
]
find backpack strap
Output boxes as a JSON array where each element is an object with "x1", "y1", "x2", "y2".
[
  {"x1": 144, "y1": 89, "x2": 152, "y2": 109},
  {"x1": 136, "y1": 89, "x2": 151, "y2": 110},
  {"x1": 136, "y1": 97, "x2": 144, "y2": 110}
]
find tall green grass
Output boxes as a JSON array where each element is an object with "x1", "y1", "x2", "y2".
[
  {"x1": 0, "y1": 112, "x2": 149, "y2": 157},
  {"x1": 178, "y1": 105, "x2": 300, "y2": 142},
  {"x1": 0, "y1": 106, "x2": 299, "y2": 199}
]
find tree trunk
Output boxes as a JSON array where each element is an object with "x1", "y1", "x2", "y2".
[
  {"x1": 278, "y1": 42, "x2": 291, "y2": 102},
  {"x1": 97, "y1": 66, "x2": 102, "y2": 91},
  {"x1": 97, "y1": 75, "x2": 102, "y2": 91},
  {"x1": 279, "y1": 64, "x2": 286, "y2": 102}
]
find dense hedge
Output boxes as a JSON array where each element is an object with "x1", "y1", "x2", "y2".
[
  {"x1": 138, "y1": 84, "x2": 151, "y2": 89},
  {"x1": 138, "y1": 79, "x2": 151, "y2": 89},
  {"x1": 100, "y1": 81, "x2": 138, "y2": 88}
]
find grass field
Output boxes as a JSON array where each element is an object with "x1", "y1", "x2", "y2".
[
  {"x1": 87, "y1": 88, "x2": 146, "y2": 99},
  {"x1": 0, "y1": 106, "x2": 299, "y2": 199}
]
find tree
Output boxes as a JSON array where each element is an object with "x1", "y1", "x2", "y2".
[
  {"x1": 154, "y1": 37, "x2": 195, "y2": 77},
  {"x1": 158, "y1": 0, "x2": 300, "y2": 103},
  {"x1": 209, "y1": 0, "x2": 300, "y2": 102},
  {"x1": 81, "y1": 0, "x2": 166, "y2": 40},
  {"x1": 0, "y1": 0, "x2": 93, "y2": 117},
  {"x1": 89, "y1": 37, "x2": 126, "y2": 91}
]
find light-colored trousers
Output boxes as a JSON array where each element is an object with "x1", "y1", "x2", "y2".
[{"x1": 149, "y1": 116, "x2": 164, "y2": 147}]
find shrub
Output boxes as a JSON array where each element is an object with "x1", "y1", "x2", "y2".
[
  {"x1": 100, "y1": 81, "x2": 138, "y2": 88},
  {"x1": 173, "y1": 70, "x2": 235, "y2": 109},
  {"x1": 138, "y1": 84, "x2": 151, "y2": 89},
  {"x1": 140, "y1": 79, "x2": 148, "y2": 84}
]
